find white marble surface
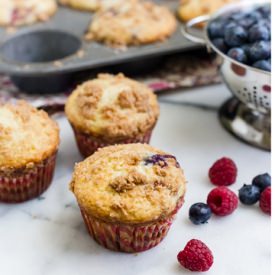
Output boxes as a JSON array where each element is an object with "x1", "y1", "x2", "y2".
[{"x1": 0, "y1": 84, "x2": 270, "y2": 275}]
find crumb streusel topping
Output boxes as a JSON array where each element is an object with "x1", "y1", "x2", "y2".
[
  {"x1": 85, "y1": 0, "x2": 177, "y2": 46},
  {"x1": 65, "y1": 73, "x2": 159, "y2": 140},
  {"x1": 0, "y1": 0, "x2": 57, "y2": 27},
  {"x1": 71, "y1": 144, "x2": 186, "y2": 224},
  {"x1": 0, "y1": 100, "x2": 59, "y2": 170}
]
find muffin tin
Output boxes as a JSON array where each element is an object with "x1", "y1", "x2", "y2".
[{"x1": 0, "y1": 0, "x2": 200, "y2": 92}]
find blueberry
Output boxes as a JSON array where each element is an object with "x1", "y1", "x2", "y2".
[
  {"x1": 212, "y1": 38, "x2": 228, "y2": 53},
  {"x1": 248, "y1": 24, "x2": 270, "y2": 42},
  {"x1": 144, "y1": 154, "x2": 179, "y2": 168},
  {"x1": 253, "y1": 60, "x2": 271, "y2": 72},
  {"x1": 208, "y1": 20, "x2": 225, "y2": 38},
  {"x1": 239, "y1": 184, "x2": 261, "y2": 205},
  {"x1": 248, "y1": 11, "x2": 263, "y2": 21},
  {"x1": 229, "y1": 11, "x2": 246, "y2": 21},
  {"x1": 224, "y1": 26, "x2": 248, "y2": 47},
  {"x1": 227, "y1": 48, "x2": 248, "y2": 63},
  {"x1": 257, "y1": 5, "x2": 271, "y2": 16},
  {"x1": 239, "y1": 17, "x2": 256, "y2": 29},
  {"x1": 248, "y1": 41, "x2": 271, "y2": 61},
  {"x1": 252, "y1": 173, "x2": 271, "y2": 192},
  {"x1": 241, "y1": 44, "x2": 252, "y2": 55},
  {"x1": 189, "y1": 203, "x2": 212, "y2": 225},
  {"x1": 259, "y1": 20, "x2": 271, "y2": 30},
  {"x1": 224, "y1": 20, "x2": 238, "y2": 31}
]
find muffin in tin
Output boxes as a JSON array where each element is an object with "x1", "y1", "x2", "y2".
[
  {"x1": 70, "y1": 143, "x2": 186, "y2": 252},
  {"x1": 65, "y1": 73, "x2": 159, "y2": 157},
  {"x1": 0, "y1": 0, "x2": 57, "y2": 27},
  {"x1": 85, "y1": 0, "x2": 177, "y2": 46},
  {"x1": 59, "y1": 0, "x2": 99, "y2": 11},
  {"x1": 0, "y1": 101, "x2": 59, "y2": 203},
  {"x1": 59, "y1": 0, "x2": 123, "y2": 12},
  {"x1": 178, "y1": 0, "x2": 236, "y2": 25}
]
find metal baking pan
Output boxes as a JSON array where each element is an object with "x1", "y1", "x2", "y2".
[{"x1": 0, "y1": 0, "x2": 201, "y2": 92}]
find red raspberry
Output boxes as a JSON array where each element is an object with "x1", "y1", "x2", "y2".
[
  {"x1": 177, "y1": 239, "x2": 214, "y2": 272},
  {"x1": 259, "y1": 187, "x2": 271, "y2": 215},
  {"x1": 207, "y1": 186, "x2": 238, "y2": 216},
  {"x1": 209, "y1": 157, "x2": 237, "y2": 186}
]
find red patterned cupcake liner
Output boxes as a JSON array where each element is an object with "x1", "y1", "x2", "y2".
[
  {"x1": 72, "y1": 126, "x2": 153, "y2": 158},
  {"x1": 79, "y1": 196, "x2": 184, "y2": 253},
  {"x1": 0, "y1": 153, "x2": 57, "y2": 203}
]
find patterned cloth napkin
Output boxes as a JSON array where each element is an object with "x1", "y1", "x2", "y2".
[{"x1": 0, "y1": 51, "x2": 221, "y2": 114}]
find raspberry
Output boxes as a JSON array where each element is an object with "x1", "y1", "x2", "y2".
[
  {"x1": 207, "y1": 187, "x2": 238, "y2": 216},
  {"x1": 259, "y1": 187, "x2": 271, "y2": 215},
  {"x1": 209, "y1": 157, "x2": 237, "y2": 186},
  {"x1": 177, "y1": 239, "x2": 214, "y2": 272}
]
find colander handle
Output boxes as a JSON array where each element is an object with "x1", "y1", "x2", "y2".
[{"x1": 181, "y1": 15, "x2": 210, "y2": 44}]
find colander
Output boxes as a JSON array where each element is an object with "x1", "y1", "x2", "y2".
[{"x1": 182, "y1": 0, "x2": 271, "y2": 150}]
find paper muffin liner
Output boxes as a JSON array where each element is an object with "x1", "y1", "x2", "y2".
[
  {"x1": 71, "y1": 125, "x2": 153, "y2": 158},
  {"x1": 79, "y1": 196, "x2": 184, "y2": 253},
  {"x1": 0, "y1": 153, "x2": 57, "y2": 203}
]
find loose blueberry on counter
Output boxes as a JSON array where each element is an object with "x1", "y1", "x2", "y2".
[
  {"x1": 224, "y1": 26, "x2": 248, "y2": 47},
  {"x1": 248, "y1": 24, "x2": 270, "y2": 42},
  {"x1": 252, "y1": 173, "x2": 271, "y2": 192},
  {"x1": 189, "y1": 203, "x2": 212, "y2": 225},
  {"x1": 212, "y1": 38, "x2": 228, "y2": 53},
  {"x1": 227, "y1": 48, "x2": 248, "y2": 63},
  {"x1": 248, "y1": 41, "x2": 271, "y2": 62},
  {"x1": 239, "y1": 184, "x2": 261, "y2": 205},
  {"x1": 253, "y1": 60, "x2": 271, "y2": 72}
]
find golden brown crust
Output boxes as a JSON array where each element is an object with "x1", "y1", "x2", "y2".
[
  {"x1": 0, "y1": 100, "x2": 60, "y2": 170},
  {"x1": 85, "y1": 0, "x2": 177, "y2": 46},
  {"x1": 178, "y1": 0, "x2": 237, "y2": 24},
  {"x1": 70, "y1": 144, "x2": 186, "y2": 224},
  {"x1": 0, "y1": 0, "x2": 57, "y2": 27},
  {"x1": 65, "y1": 73, "x2": 159, "y2": 140},
  {"x1": 59, "y1": 0, "x2": 123, "y2": 11}
]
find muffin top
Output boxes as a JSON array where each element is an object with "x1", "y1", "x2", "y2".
[
  {"x1": 0, "y1": 0, "x2": 57, "y2": 27},
  {"x1": 65, "y1": 73, "x2": 159, "y2": 140},
  {"x1": 0, "y1": 101, "x2": 59, "y2": 171},
  {"x1": 85, "y1": 0, "x2": 177, "y2": 46},
  {"x1": 71, "y1": 144, "x2": 186, "y2": 224}
]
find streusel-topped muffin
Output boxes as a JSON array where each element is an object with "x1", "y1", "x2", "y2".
[
  {"x1": 59, "y1": 0, "x2": 99, "y2": 11},
  {"x1": 65, "y1": 73, "x2": 159, "y2": 157},
  {"x1": 178, "y1": 0, "x2": 236, "y2": 24},
  {"x1": 0, "y1": 0, "x2": 57, "y2": 27},
  {"x1": 0, "y1": 101, "x2": 59, "y2": 202},
  {"x1": 71, "y1": 143, "x2": 186, "y2": 252},
  {"x1": 59, "y1": 0, "x2": 122, "y2": 12},
  {"x1": 85, "y1": 0, "x2": 177, "y2": 46}
]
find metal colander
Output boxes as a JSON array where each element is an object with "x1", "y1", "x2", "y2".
[{"x1": 182, "y1": 0, "x2": 271, "y2": 150}]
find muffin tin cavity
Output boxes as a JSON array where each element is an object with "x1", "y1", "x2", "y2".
[
  {"x1": 0, "y1": 30, "x2": 81, "y2": 63},
  {"x1": 0, "y1": 1, "x2": 199, "y2": 93}
]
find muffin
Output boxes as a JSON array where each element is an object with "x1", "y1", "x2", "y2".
[
  {"x1": 178, "y1": 0, "x2": 236, "y2": 25},
  {"x1": 65, "y1": 73, "x2": 159, "y2": 157},
  {"x1": 59, "y1": 0, "x2": 123, "y2": 12},
  {"x1": 85, "y1": 0, "x2": 177, "y2": 46},
  {"x1": 0, "y1": 0, "x2": 57, "y2": 27},
  {"x1": 70, "y1": 143, "x2": 186, "y2": 252},
  {"x1": 59, "y1": 0, "x2": 100, "y2": 11},
  {"x1": 0, "y1": 101, "x2": 59, "y2": 203}
]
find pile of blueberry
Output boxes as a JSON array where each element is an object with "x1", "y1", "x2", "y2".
[{"x1": 208, "y1": 4, "x2": 271, "y2": 72}]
